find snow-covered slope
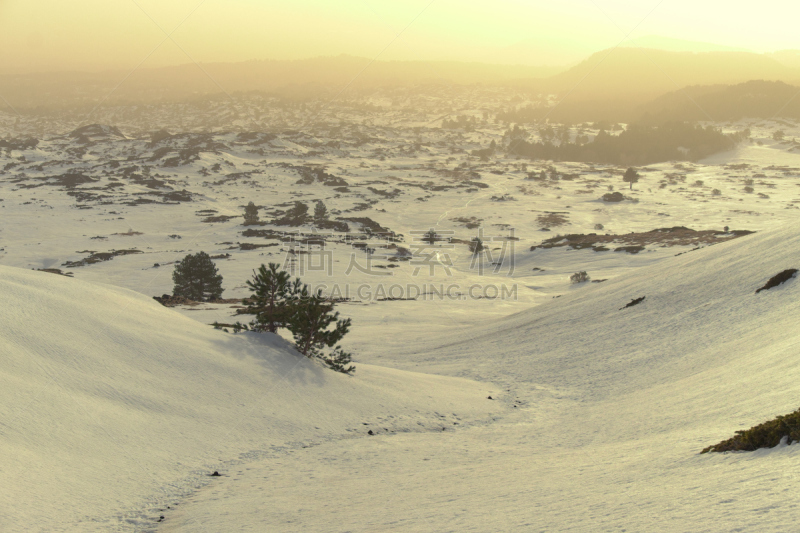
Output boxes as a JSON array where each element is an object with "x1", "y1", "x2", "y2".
[
  {"x1": 424, "y1": 219, "x2": 800, "y2": 404},
  {"x1": 161, "y1": 222, "x2": 800, "y2": 532},
  {"x1": 0, "y1": 266, "x2": 502, "y2": 532}
]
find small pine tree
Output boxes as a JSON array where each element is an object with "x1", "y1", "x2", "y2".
[
  {"x1": 243, "y1": 202, "x2": 260, "y2": 225},
  {"x1": 570, "y1": 271, "x2": 590, "y2": 284},
  {"x1": 469, "y1": 237, "x2": 484, "y2": 254},
  {"x1": 244, "y1": 263, "x2": 299, "y2": 333},
  {"x1": 623, "y1": 167, "x2": 640, "y2": 190},
  {"x1": 288, "y1": 287, "x2": 351, "y2": 359},
  {"x1": 314, "y1": 201, "x2": 328, "y2": 220},
  {"x1": 172, "y1": 252, "x2": 224, "y2": 301},
  {"x1": 424, "y1": 228, "x2": 438, "y2": 245},
  {"x1": 289, "y1": 201, "x2": 309, "y2": 220}
]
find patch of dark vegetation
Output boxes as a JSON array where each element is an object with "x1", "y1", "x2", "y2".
[
  {"x1": 46, "y1": 171, "x2": 99, "y2": 189},
  {"x1": 701, "y1": 407, "x2": 800, "y2": 453},
  {"x1": 272, "y1": 201, "x2": 310, "y2": 226},
  {"x1": 514, "y1": 122, "x2": 740, "y2": 165},
  {"x1": 461, "y1": 180, "x2": 489, "y2": 189},
  {"x1": 345, "y1": 202, "x2": 375, "y2": 212},
  {"x1": 119, "y1": 168, "x2": 169, "y2": 190},
  {"x1": 153, "y1": 294, "x2": 202, "y2": 307},
  {"x1": 37, "y1": 268, "x2": 73, "y2": 277},
  {"x1": 66, "y1": 190, "x2": 108, "y2": 203},
  {"x1": 295, "y1": 167, "x2": 349, "y2": 187},
  {"x1": 337, "y1": 216, "x2": 397, "y2": 239},
  {"x1": 122, "y1": 197, "x2": 157, "y2": 206},
  {"x1": 240, "y1": 228, "x2": 285, "y2": 240},
  {"x1": 537, "y1": 212, "x2": 569, "y2": 227},
  {"x1": 203, "y1": 215, "x2": 238, "y2": 223},
  {"x1": 614, "y1": 245, "x2": 645, "y2": 254},
  {"x1": 315, "y1": 219, "x2": 350, "y2": 232},
  {"x1": 210, "y1": 172, "x2": 256, "y2": 186},
  {"x1": 160, "y1": 189, "x2": 194, "y2": 203},
  {"x1": 367, "y1": 186, "x2": 401, "y2": 198},
  {"x1": 451, "y1": 216, "x2": 482, "y2": 229},
  {"x1": 235, "y1": 132, "x2": 277, "y2": 145},
  {"x1": 433, "y1": 168, "x2": 481, "y2": 181},
  {"x1": 62, "y1": 249, "x2": 143, "y2": 268},
  {"x1": 620, "y1": 296, "x2": 645, "y2": 310},
  {"x1": 0, "y1": 138, "x2": 38, "y2": 150},
  {"x1": 490, "y1": 194, "x2": 516, "y2": 202},
  {"x1": 531, "y1": 227, "x2": 753, "y2": 253},
  {"x1": 755, "y1": 269, "x2": 798, "y2": 294},
  {"x1": 601, "y1": 192, "x2": 625, "y2": 202},
  {"x1": 231, "y1": 242, "x2": 280, "y2": 251},
  {"x1": 406, "y1": 181, "x2": 454, "y2": 192}
]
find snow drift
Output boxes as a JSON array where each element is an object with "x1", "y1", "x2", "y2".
[
  {"x1": 0, "y1": 266, "x2": 500, "y2": 531},
  {"x1": 162, "y1": 221, "x2": 800, "y2": 532}
]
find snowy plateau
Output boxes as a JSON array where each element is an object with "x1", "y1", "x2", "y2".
[{"x1": 2, "y1": 92, "x2": 800, "y2": 532}]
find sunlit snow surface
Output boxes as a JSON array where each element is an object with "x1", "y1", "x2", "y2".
[{"x1": 2, "y1": 106, "x2": 800, "y2": 530}]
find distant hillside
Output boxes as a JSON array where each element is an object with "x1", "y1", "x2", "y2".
[
  {"x1": 4, "y1": 49, "x2": 800, "y2": 120},
  {"x1": 523, "y1": 48, "x2": 800, "y2": 123},
  {"x1": 637, "y1": 80, "x2": 800, "y2": 123},
  {"x1": 769, "y1": 50, "x2": 800, "y2": 69},
  {"x1": 0, "y1": 56, "x2": 561, "y2": 111}
]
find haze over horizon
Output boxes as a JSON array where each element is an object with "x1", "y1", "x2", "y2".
[{"x1": 2, "y1": 0, "x2": 799, "y2": 74}]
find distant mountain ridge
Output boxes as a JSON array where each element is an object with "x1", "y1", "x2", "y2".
[
  {"x1": 2, "y1": 49, "x2": 800, "y2": 120},
  {"x1": 521, "y1": 48, "x2": 800, "y2": 122},
  {"x1": 637, "y1": 80, "x2": 800, "y2": 123}
]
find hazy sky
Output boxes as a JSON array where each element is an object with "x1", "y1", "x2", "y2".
[{"x1": 1, "y1": 0, "x2": 798, "y2": 73}]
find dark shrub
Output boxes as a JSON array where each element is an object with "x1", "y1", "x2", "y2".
[
  {"x1": 702, "y1": 407, "x2": 800, "y2": 453},
  {"x1": 172, "y1": 252, "x2": 223, "y2": 301}
]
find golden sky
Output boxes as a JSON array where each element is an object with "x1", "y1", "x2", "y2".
[{"x1": 1, "y1": 0, "x2": 798, "y2": 73}]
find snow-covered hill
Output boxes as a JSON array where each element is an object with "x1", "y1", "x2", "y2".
[
  {"x1": 3, "y1": 92, "x2": 800, "y2": 531},
  {"x1": 159, "y1": 221, "x2": 800, "y2": 532},
  {"x1": 0, "y1": 266, "x2": 502, "y2": 531}
]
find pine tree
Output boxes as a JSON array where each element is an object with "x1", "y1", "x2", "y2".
[
  {"x1": 314, "y1": 201, "x2": 328, "y2": 220},
  {"x1": 243, "y1": 202, "x2": 260, "y2": 225},
  {"x1": 623, "y1": 167, "x2": 640, "y2": 190},
  {"x1": 570, "y1": 271, "x2": 590, "y2": 284},
  {"x1": 172, "y1": 252, "x2": 224, "y2": 301},
  {"x1": 469, "y1": 237, "x2": 484, "y2": 255},
  {"x1": 244, "y1": 263, "x2": 299, "y2": 333},
  {"x1": 424, "y1": 228, "x2": 438, "y2": 245},
  {"x1": 288, "y1": 287, "x2": 351, "y2": 360}
]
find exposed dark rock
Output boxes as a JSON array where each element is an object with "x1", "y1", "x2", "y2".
[
  {"x1": 620, "y1": 296, "x2": 645, "y2": 310},
  {"x1": 755, "y1": 269, "x2": 798, "y2": 294}
]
